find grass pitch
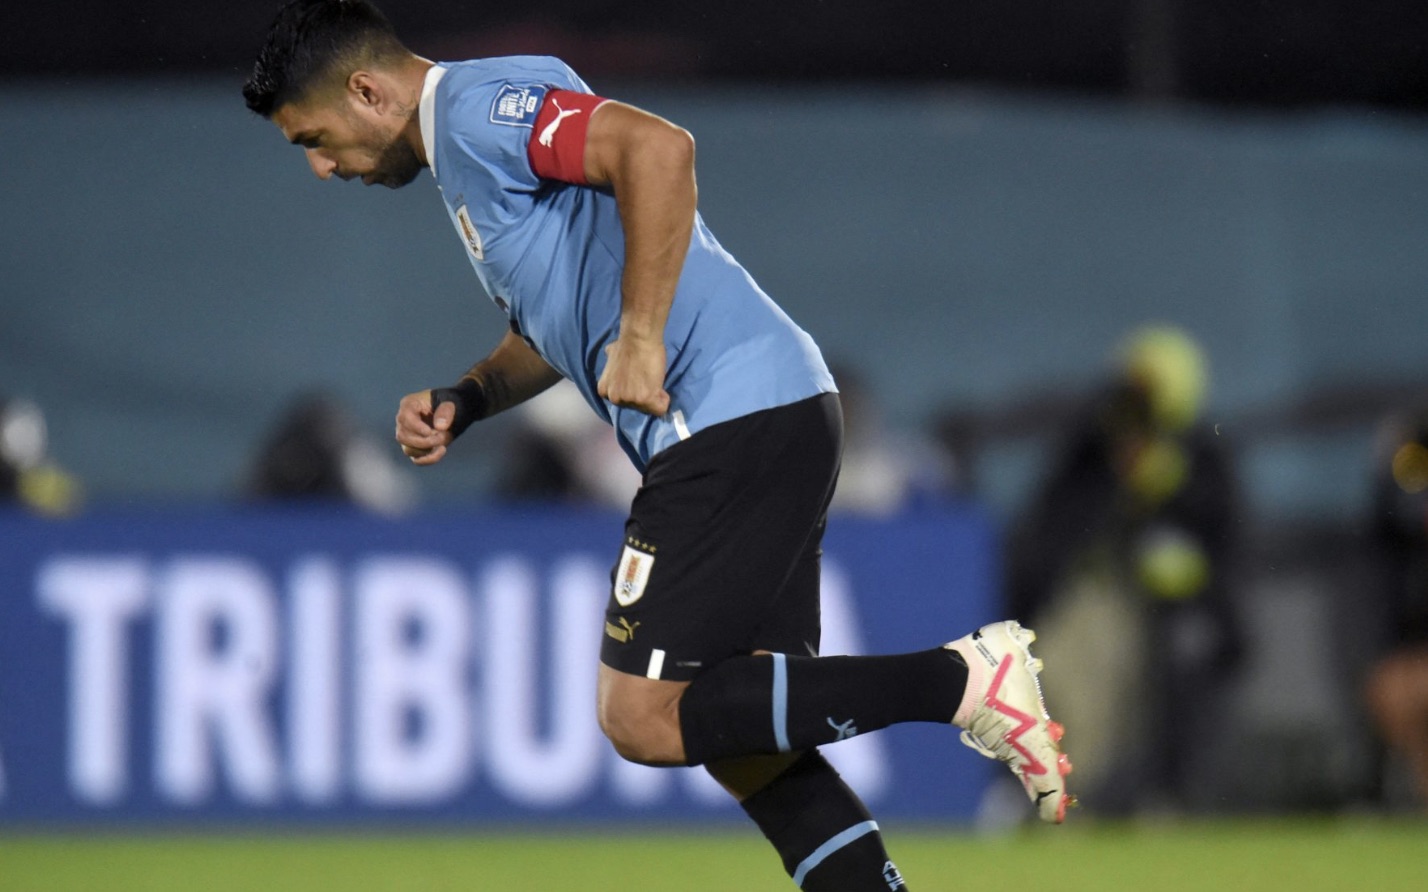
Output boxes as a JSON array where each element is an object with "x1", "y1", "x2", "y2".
[{"x1": 2, "y1": 818, "x2": 1424, "y2": 891}]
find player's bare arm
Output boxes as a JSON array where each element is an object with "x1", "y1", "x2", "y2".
[
  {"x1": 396, "y1": 330, "x2": 562, "y2": 465},
  {"x1": 583, "y1": 101, "x2": 696, "y2": 418}
]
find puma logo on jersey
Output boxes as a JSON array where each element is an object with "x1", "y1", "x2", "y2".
[{"x1": 538, "y1": 97, "x2": 583, "y2": 147}]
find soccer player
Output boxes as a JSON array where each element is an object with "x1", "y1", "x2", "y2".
[{"x1": 244, "y1": 2, "x2": 1074, "y2": 887}]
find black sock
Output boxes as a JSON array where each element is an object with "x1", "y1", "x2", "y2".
[
  {"x1": 679, "y1": 648, "x2": 968, "y2": 766},
  {"x1": 740, "y1": 750, "x2": 908, "y2": 891}
]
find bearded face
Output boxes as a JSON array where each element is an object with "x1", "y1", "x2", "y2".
[{"x1": 272, "y1": 89, "x2": 424, "y2": 189}]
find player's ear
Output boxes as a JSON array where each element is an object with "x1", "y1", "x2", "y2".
[{"x1": 346, "y1": 70, "x2": 383, "y2": 110}]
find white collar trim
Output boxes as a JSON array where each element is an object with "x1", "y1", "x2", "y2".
[{"x1": 419, "y1": 64, "x2": 447, "y2": 178}]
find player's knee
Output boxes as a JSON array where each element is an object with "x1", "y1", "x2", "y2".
[{"x1": 598, "y1": 696, "x2": 684, "y2": 766}]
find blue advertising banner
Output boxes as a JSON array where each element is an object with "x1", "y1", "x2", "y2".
[{"x1": 0, "y1": 505, "x2": 1000, "y2": 826}]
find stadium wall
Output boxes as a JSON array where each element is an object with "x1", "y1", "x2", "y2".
[{"x1": 2, "y1": 81, "x2": 1427, "y2": 520}]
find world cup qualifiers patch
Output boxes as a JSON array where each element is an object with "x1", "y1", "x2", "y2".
[
  {"x1": 490, "y1": 83, "x2": 548, "y2": 127},
  {"x1": 613, "y1": 540, "x2": 655, "y2": 607}
]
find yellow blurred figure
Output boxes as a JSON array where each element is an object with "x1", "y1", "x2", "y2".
[
  {"x1": 1004, "y1": 324, "x2": 1243, "y2": 815},
  {"x1": 1119, "y1": 325, "x2": 1208, "y2": 435},
  {"x1": 1, "y1": 397, "x2": 82, "y2": 516}
]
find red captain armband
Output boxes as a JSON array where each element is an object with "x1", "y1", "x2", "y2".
[{"x1": 527, "y1": 89, "x2": 609, "y2": 184}]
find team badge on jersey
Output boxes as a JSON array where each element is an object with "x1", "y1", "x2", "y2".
[
  {"x1": 455, "y1": 205, "x2": 484, "y2": 261},
  {"x1": 489, "y1": 83, "x2": 547, "y2": 127},
  {"x1": 614, "y1": 543, "x2": 655, "y2": 607}
]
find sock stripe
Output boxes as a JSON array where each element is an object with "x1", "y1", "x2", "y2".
[
  {"x1": 771, "y1": 653, "x2": 790, "y2": 752},
  {"x1": 791, "y1": 820, "x2": 879, "y2": 887}
]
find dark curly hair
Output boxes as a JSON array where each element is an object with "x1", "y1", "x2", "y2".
[{"x1": 243, "y1": 0, "x2": 408, "y2": 117}]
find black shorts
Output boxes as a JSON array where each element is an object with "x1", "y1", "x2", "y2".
[{"x1": 600, "y1": 392, "x2": 843, "y2": 682}]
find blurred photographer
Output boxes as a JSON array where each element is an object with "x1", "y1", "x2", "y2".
[
  {"x1": 1, "y1": 395, "x2": 81, "y2": 516},
  {"x1": 1004, "y1": 326, "x2": 1244, "y2": 814},
  {"x1": 1365, "y1": 410, "x2": 1428, "y2": 808},
  {"x1": 243, "y1": 392, "x2": 416, "y2": 514}
]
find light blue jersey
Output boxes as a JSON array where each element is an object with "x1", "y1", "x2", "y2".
[{"x1": 419, "y1": 56, "x2": 835, "y2": 470}]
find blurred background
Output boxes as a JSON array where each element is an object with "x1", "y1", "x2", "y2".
[{"x1": 3, "y1": 0, "x2": 1428, "y2": 885}]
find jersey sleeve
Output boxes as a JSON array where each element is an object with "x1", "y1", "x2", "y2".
[
  {"x1": 437, "y1": 57, "x2": 598, "y2": 192},
  {"x1": 526, "y1": 89, "x2": 609, "y2": 184}
]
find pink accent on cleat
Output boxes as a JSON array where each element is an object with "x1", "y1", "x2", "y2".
[
  {"x1": 946, "y1": 620, "x2": 1074, "y2": 823},
  {"x1": 981, "y1": 657, "x2": 1049, "y2": 776}
]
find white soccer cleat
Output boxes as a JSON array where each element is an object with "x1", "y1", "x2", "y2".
[{"x1": 946, "y1": 620, "x2": 1076, "y2": 823}]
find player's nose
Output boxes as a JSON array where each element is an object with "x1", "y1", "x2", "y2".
[{"x1": 305, "y1": 149, "x2": 337, "y2": 181}]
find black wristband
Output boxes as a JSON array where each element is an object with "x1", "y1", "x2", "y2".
[{"x1": 430, "y1": 378, "x2": 487, "y2": 440}]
